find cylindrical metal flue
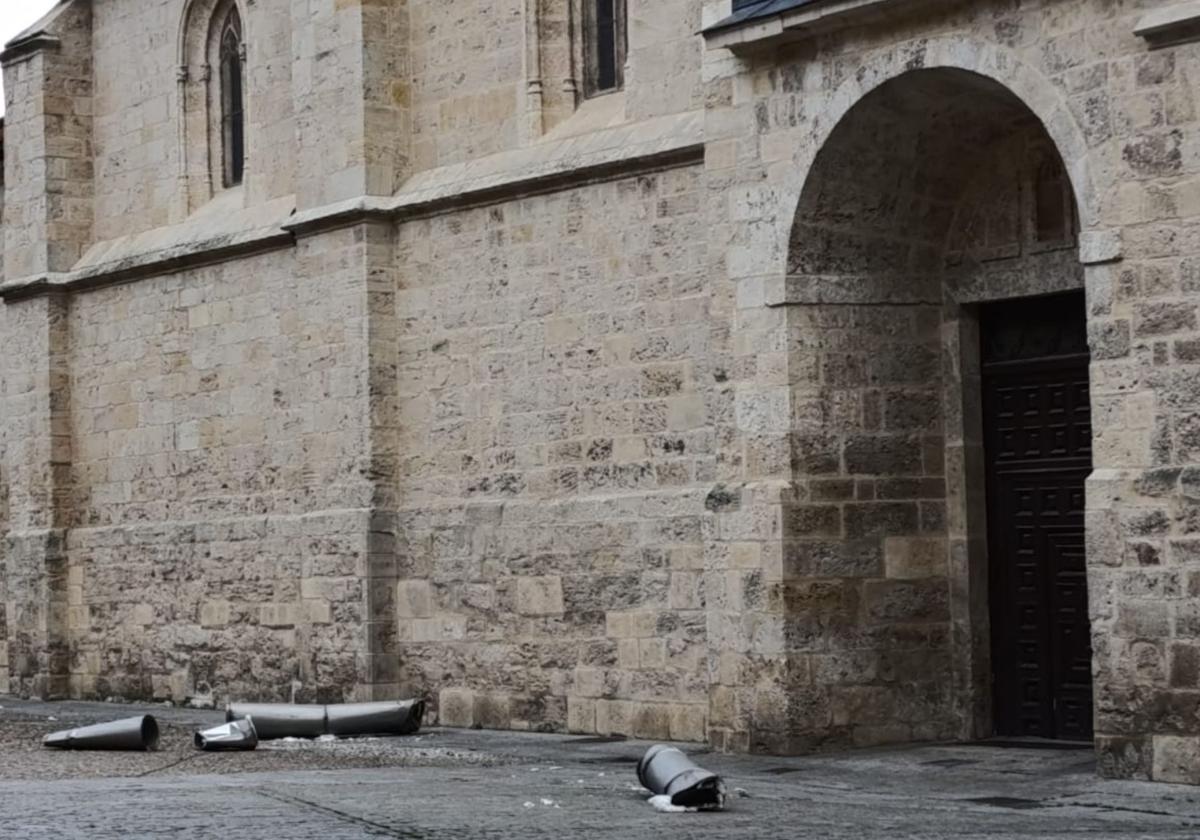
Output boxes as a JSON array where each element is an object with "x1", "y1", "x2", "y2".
[
  {"x1": 225, "y1": 699, "x2": 426, "y2": 739},
  {"x1": 43, "y1": 715, "x2": 160, "y2": 751},
  {"x1": 225, "y1": 703, "x2": 326, "y2": 740},
  {"x1": 195, "y1": 716, "x2": 259, "y2": 751},
  {"x1": 325, "y1": 699, "x2": 426, "y2": 737},
  {"x1": 637, "y1": 745, "x2": 726, "y2": 810}
]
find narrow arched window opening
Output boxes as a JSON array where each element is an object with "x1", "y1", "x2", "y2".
[
  {"x1": 219, "y1": 7, "x2": 245, "y2": 188},
  {"x1": 584, "y1": 0, "x2": 626, "y2": 97}
]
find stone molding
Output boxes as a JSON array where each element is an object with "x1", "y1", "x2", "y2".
[
  {"x1": 1, "y1": 111, "x2": 705, "y2": 297},
  {"x1": 0, "y1": 0, "x2": 78, "y2": 65},
  {"x1": 1135, "y1": 1, "x2": 1200, "y2": 47}
]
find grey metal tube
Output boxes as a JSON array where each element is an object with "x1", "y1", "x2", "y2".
[
  {"x1": 637, "y1": 745, "x2": 726, "y2": 810},
  {"x1": 43, "y1": 715, "x2": 160, "y2": 751},
  {"x1": 195, "y1": 716, "x2": 259, "y2": 751},
  {"x1": 225, "y1": 703, "x2": 326, "y2": 740},
  {"x1": 325, "y1": 699, "x2": 425, "y2": 737}
]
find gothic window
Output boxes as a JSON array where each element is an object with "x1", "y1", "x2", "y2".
[
  {"x1": 218, "y1": 6, "x2": 245, "y2": 188},
  {"x1": 584, "y1": 0, "x2": 626, "y2": 97}
]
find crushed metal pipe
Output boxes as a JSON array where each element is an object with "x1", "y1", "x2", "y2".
[
  {"x1": 195, "y1": 716, "x2": 259, "y2": 751},
  {"x1": 637, "y1": 745, "x2": 727, "y2": 810},
  {"x1": 225, "y1": 698, "x2": 425, "y2": 740},
  {"x1": 43, "y1": 715, "x2": 160, "y2": 751}
]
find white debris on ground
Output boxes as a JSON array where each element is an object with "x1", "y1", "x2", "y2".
[{"x1": 648, "y1": 795, "x2": 691, "y2": 813}]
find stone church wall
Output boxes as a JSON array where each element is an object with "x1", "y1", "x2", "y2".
[
  {"x1": 58, "y1": 239, "x2": 374, "y2": 703},
  {"x1": 391, "y1": 164, "x2": 717, "y2": 739},
  {"x1": 1, "y1": 0, "x2": 1199, "y2": 787}
]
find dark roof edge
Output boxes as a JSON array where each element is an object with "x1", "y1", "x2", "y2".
[{"x1": 703, "y1": 0, "x2": 832, "y2": 35}]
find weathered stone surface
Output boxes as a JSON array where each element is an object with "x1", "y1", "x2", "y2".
[{"x1": 0, "y1": 0, "x2": 1197, "y2": 787}]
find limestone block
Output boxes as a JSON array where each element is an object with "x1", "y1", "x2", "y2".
[
  {"x1": 439, "y1": 689, "x2": 476, "y2": 728},
  {"x1": 305, "y1": 600, "x2": 333, "y2": 625},
  {"x1": 1153, "y1": 736, "x2": 1200, "y2": 785},
  {"x1": 884, "y1": 538, "x2": 948, "y2": 579},
  {"x1": 632, "y1": 703, "x2": 672, "y2": 740},
  {"x1": 618, "y1": 639, "x2": 641, "y2": 669},
  {"x1": 605, "y1": 611, "x2": 657, "y2": 638},
  {"x1": 200, "y1": 600, "x2": 231, "y2": 629},
  {"x1": 516, "y1": 577, "x2": 564, "y2": 617},
  {"x1": 595, "y1": 699, "x2": 635, "y2": 737},
  {"x1": 1079, "y1": 229, "x2": 1123, "y2": 265},
  {"x1": 567, "y1": 697, "x2": 597, "y2": 733},
  {"x1": 411, "y1": 615, "x2": 467, "y2": 642},
  {"x1": 573, "y1": 668, "x2": 605, "y2": 698},
  {"x1": 259, "y1": 603, "x2": 299, "y2": 629},
  {"x1": 474, "y1": 694, "x2": 512, "y2": 730},
  {"x1": 669, "y1": 704, "x2": 708, "y2": 743},
  {"x1": 396, "y1": 580, "x2": 434, "y2": 618},
  {"x1": 130, "y1": 604, "x2": 155, "y2": 627}
]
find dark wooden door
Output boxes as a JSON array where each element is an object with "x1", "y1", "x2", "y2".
[{"x1": 982, "y1": 292, "x2": 1094, "y2": 741}]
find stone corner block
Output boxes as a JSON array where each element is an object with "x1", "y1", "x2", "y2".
[
  {"x1": 1153, "y1": 735, "x2": 1200, "y2": 785},
  {"x1": 1078, "y1": 229, "x2": 1123, "y2": 265}
]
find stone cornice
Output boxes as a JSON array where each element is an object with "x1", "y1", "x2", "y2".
[
  {"x1": 0, "y1": 0, "x2": 79, "y2": 65},
  {"x1": 0, "y1": 111, "x2": 705, "y2": 298},
  {"x1": 0, "y1": 33, "x2": 62, "y2": 66},
  {"x1": 1135, "y1": 2, "x2": 1200, "y2": 47},
  {"x1": 0, "y1": 226, "x2": 292, "y2": 301},
  {"x1": 285, "y1": 142, "x2": 705, "y2": 238}
]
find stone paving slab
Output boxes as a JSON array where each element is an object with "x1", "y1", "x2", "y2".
[{"x1": 3, "y1": 699, "x2": 1200, "y2": 838}]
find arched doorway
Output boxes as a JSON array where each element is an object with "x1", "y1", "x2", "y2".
[{"x1": 780, "y1": 67, "x2": 1093, "y2": 747}]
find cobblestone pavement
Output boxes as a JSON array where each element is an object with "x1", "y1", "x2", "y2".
[{"x1": 3, "y1": 699, "x2": 1200, "y2": 838}]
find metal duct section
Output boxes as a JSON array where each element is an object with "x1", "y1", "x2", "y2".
[
  {"x1": 637, "y1": 745, "x2": 727, "y2": 810},
  {"x1": 224, "y1": 703, "x2": 326, "y2": 740},
  {"x1": 325, "y1": 700, "x2": 426, "y2": 736},
  {"x1": 225, "y1": 699, "x2": 426, "y2": 739},
  {"x1": 194, "y1": 716, "x2": 259, "y2": 751},
  {"x1": 43, "y1": 715, "x2": 161, "y2": 751}
]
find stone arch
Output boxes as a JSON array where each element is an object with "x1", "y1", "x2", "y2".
[
  {"x1": 771, "y1": 35, "x2": 1104, "y2": 286},
  {"x1": 175, "y1": 0, "x2": 250, "y2": 215},
  {"x1": 769, "y1": 58, "x2": 1100, "y2": 750}
]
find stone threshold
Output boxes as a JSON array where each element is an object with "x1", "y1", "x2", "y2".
[{"x1": 0, "y1": 110, "x2": 704, "y2": 301}]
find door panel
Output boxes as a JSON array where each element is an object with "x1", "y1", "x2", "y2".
[{"x1": 982, "y1": 293, "x2": 1093, "y2": 741}]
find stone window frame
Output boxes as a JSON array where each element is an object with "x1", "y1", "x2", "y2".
[
  {"x1": 177, "y1": 0, "x2": 250, "y2": 216},
  {"x1": 576, "y1": 0, "x2": 627, "y2": 98},
  {"x1": 217, "y1": 5, "x2": 246, "y2": 189}
]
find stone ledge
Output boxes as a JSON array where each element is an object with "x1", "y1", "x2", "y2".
[
  {"x1": 1135, "y1": 1, "x2": 1200, "y2": 47},
  {"x1": 0, "y1": 0, "x2": 76, "y2": 66},
  {"x1": 1, "y1": 112, "x2": 705, "y2": 297},
  {"x1": 287, "y1": 109, "x2": 706, "y2": 237}
]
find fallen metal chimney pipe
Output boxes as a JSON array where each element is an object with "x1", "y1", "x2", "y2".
[
  {"x1": 637, "y1": 745, "x2": 726, "y2": 810},
  {"x1": 43, "y1": 715, "x2": 160, "y2": 751},
  {"x1": 224, "y1": 699, "x2": 426, "y2": 739},
  {"x1": 325, "y1": 699, "x2": 426, "y2": 737},
  {"x1": 195, "y1": 716, "x2": 259, "y2": 751},
  {"x1": 224, "y1": 703, "x2": 326, "y2": 740}
]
